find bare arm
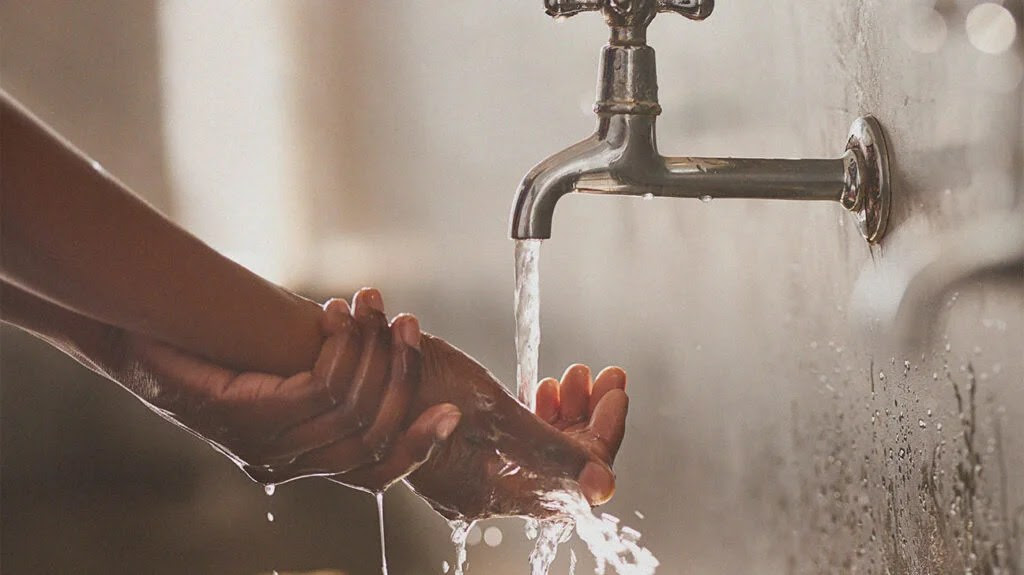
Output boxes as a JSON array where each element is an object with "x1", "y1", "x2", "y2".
[{"x1": 0, "y1": 91, "x2": 321, "y2": 376}]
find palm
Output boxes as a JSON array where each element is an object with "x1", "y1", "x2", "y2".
[
  {"x1": 535, "y1": 364, "x2": 628, "y2": 495},
  {"x1": 405, "y1": 337, "x2": 629, "y2": 521}
]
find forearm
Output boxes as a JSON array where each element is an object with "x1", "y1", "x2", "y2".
[
  {"x1": 0, "y1": 91, "x2": 321, "y2": 375},
  {"x1": 0, "y1": 280, "x2": 127, "y2": 379}
]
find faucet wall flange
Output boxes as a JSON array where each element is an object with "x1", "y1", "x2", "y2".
[{"x1": 845, "y1": 116, "x2": 891, "y2": 244}]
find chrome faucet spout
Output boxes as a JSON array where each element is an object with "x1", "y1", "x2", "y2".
[
  {"x1": 510, "y1": 134, "x2": 613, "y2": 240},
  {"x1": 510, "y1": 0, "x2": 893, "y2": 243}
]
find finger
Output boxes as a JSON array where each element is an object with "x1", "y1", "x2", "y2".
[
  {"x1": 331, "y1": 404, "x2": 461, "y2": 491},
  {"x1": 359, "y1": 316, "x2": 422, "y2": 456},
  {"x1": 589, "y1": 388, "x2": 629, "y2": 460},
  {"x1": 558, "y1": 364, "x2": 592, "y2": 424},
  {"x1": 577, "y1": 461, "x2": 616, "y2": 506},
  {"x1": 259, "y1": 400, "x2": 365, "y2": 464},
  {"x1": 314, "y1": 301, "x2": 362, "y2": 402},
  {"x1": 320, "y1": 298, "x2": 352, "y2": 335},
  {"x1": 535, "y1": 378, "x2": 561, "y2": 423},
  {"x1": 345, "y1": 289, "x2": 392, "y2": 425},
  {"x1": 129, "y1": 338, "x2": 237, "y2": 398},
  {"x1": 260, "y1": 293, "x2": 395, "y2": 463},
  {"x1": 287, "y1": 436, "x2": 371, "y2": 476},
  {"x1": 353, "y1": 287, "x2": 385, "y2": 315},
  {"x1": 200, "y1": 371, "x2": 327, "y2": 442},
  {"x1": 589, "y1": 366, "x2": 626, "y2": 415}
]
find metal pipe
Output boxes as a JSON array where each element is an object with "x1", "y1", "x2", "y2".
[{"x1": 511, "y1": 0, "x2": 892, "y2": 243}]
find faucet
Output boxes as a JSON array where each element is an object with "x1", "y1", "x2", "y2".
[{"x1": 510, "y1": 0, "x2": 892, "y2": 244}]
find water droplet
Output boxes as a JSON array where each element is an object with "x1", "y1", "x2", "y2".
[
  {"x1": 642, "y1": 193, "x2": 654, "y2": 200},
  {"x1": 936, "y1": 423, "x2": 943, "y2": 431},
  {"x1": 483, "y1": 526, "x2": 503, "y2": 547},
  {"x1": 634, "y1": 510, "x2": 645, "y2": 520},
  {"x1": 879, "y1": 371, "x2": 886, "y2": 381},
  {"x1": 945, "y1": 342, "x2": 952, "y2": 352},
  {"x1": 442, "y1": 560, "x2": 451, "y2": 573},
  {"x1": 919, "y1": 419, "x2": 926, "y2": 428},
  {"x1": 927, "y1": 409, "x2": 933, "y2": 417},
  {"x1": 699, "y1": 195, "x2": 713, "y2": 203},
  {"x1": 621, "y1": 526, "x2": 642, "y2": 543},
  {"x1": 264, "y1": 483, "x2": 276, "y2": 496},
  {"x1": 266, "y1": 512, "x2": 275, "y2": 522},
  {"x1": 932, "y1": 372, "x2": 939, "y2": 380}
]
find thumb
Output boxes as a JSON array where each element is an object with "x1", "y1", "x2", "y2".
[
  {"x1": 577, "y1": 461, "x2": 616, "y2": 506},
  {"x1": 331, "y1": 404, "x2": 462, "y2": 490}
]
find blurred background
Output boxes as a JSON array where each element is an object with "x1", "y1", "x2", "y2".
[{"x1": 2, "y1": 1, "x2": 1022, "y2": 573}]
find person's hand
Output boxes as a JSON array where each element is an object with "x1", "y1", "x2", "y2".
[
  {"x1": 405, "y1": 336, "x2": 629, "y2": 521},
  {"x1": 114, "y1": 288, "x2": 462, "y2": 491},
  {"x1": 535, "y1": 364, "x2": 629, "y2": 499}
]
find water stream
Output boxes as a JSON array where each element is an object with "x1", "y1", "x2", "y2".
[
  {"x1": 511, "y1": 239, "x2": 660, "y2": 575},
  {"x1": 514, "y1": 239, "x2": 543, "y2": 411},
  {"x1": 376, "y1": 491, "x2": 388, "y2": 575},
  {"x1": 449, "y1": 520, "x2": 473, "y2": 575}
]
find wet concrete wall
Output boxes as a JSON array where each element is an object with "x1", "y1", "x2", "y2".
[
  {"x1": 353, "y1": 2, "x2": 1023, "y2": 572},
  {"x1": 2, "y1": 1, "x2": 1022, "y2": 574}
]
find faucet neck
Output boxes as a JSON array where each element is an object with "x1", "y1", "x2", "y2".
[{"x1": 595, "y1": 42, "x2": 661, "y2": 116}]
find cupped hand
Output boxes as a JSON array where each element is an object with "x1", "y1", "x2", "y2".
[
  {"x1": 118, "y1": 288, "x2": 461, "y2": 491},
  {"x1": 535, "y1": 364, "x2": 629, "y2": 502},
  {"x1": 405, "y1": 336, "x2": 629, "y2": 521}
]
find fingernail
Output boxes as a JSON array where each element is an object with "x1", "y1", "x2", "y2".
[
  {"x1": 435, "y1": 409, "x2": 462, "y2": 441},
  {"x1": 564, "y1": 363, "x2": 591, "y2": 381},
  {"x1": 397, "y1": 315, "x2": 421, "y2": 351},
  {"x1": 601, "y1": 366, "x2": 626, "y2": 387},
  {"x1": 578, "y1": 462, "x2": 615, "y2": 506},
  {"x1": 363, "y1": 288, "x2": 384, "y2": 312},
  {"x1": 321, "y1": 299, "x2": 352, "y2": 332}
]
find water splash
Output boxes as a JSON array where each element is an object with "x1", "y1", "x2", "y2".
[
  {"x1": 526, "y1": 516, "x2": 574, "y2": 574},
  {"x1": 449, "y1": 520, "x2": 474, "y2": 575},
  {"x1": 536, "y1": 488, "x2": 659, "y2": 575},
  {"x1": 514, "y1": 239, "x2": 543, "y2": 409}
]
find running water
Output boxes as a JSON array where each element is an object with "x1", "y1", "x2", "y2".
[
  {"x1": 514, "y1": 239, "x2": 543, "y2": 411},
  {"x1": 376, "y1": 492, "x2": 388, "y2": 575},
  {"x1": 539, "y1": 489, "x2": 659, "y2": 575},
  {"x1": 512, "y1": 239, "x2": 658, "y2": 575},
  {"x1": 449, "y1": 520, "x2": 474, "y2": 575},
  {"x1": 526, "y1": 516, "x2": 574, "y2": 574}
]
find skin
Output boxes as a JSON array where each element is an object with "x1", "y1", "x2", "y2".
[{"x1": 0, "y1": 91, "x2": 629, "y2": 519}]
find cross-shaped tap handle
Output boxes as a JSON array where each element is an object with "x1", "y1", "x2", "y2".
[{"x1": 543, "y1": 0, "x2": 713, "y2": 24}]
